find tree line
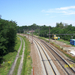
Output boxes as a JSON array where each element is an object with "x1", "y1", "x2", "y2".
[
  {"x1": 17, "y1": 23, "x2": 75, "y2": 41},
  {"x1": 0, "y1": 18, "x2": 17, "y2": 56}
]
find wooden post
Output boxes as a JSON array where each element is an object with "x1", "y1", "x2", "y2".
[{"x1": 33, "y1": 67, "x2": 34, "y2": 75}]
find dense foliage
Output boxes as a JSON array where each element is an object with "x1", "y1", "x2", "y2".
[
  {"x1": 17, "y1": 22, "x2": 75, "y2": 41},
  {"x1": 0, "y1": 19, "x2": 17, "y2": 56},
  {"x1": 17, "y1": 23, "x2": 40, "y2": 33}
]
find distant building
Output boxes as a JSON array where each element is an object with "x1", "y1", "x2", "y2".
[
  {"x1": 27, "y1": 30, "x2": 35, "y2": 34},
  {"x1": 29, "y1": 30, "x2": 35, "y2": 33}
]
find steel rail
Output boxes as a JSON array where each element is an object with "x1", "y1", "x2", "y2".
[
  {"x1": 34, "y1": 40, "x2": 48, "y2": 75},
  {"x1": 25, "y1": 34, "x2": 75, "y2": 75},
  {"x1": 34, "y1": 39, "x2": 59, "y2": 75},
  {"x1": 35, "y1": 40, "x2": 57, "y2": 75},
  {"x1": 41, "y1": 40, "x2": 75, "y2": 75}
]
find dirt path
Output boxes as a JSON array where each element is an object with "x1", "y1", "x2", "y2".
[
  {"x1": 17, "y1": 38, "x2": 25, "y2": 75},
  {"x1": 8, "y1": 36, "x2": 22, "y2": 75}
]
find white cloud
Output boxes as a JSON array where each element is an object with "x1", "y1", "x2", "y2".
[
  {"x1": 56, "y1": 6, "x2": 75, "y2": 10},
  {"x1": 41, "y1": 6, "x2": 75, "y2": 15}
]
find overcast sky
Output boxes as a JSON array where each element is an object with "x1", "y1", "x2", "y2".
[{"x1": 0, "y1": 0, "x2": 75, "y2": 27}]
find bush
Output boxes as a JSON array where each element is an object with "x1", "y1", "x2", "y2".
[{"x1": 0, "y1": 19, "x2": 17, "y2": 56}]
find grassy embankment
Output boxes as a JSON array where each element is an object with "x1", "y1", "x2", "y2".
[
  {"x1": 21, "y1": 35, "x2": 32, "y2": 75},
  {"x1": 0, "y1": 36, "x2": 21, "y2": 75},
  {"x1": 13, "y1": 35, "x2": 32, "y2": 75},
  {"x1": 12, "y1": 36, "x2": 23, "y2": 75},
  {"x1": 36, "y1": 35, "x2": 75, "y2": 62}
]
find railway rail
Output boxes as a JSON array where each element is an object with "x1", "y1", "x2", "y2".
[
  {"x1": 25, "y1": 34, "x2": 75, "y2": 75},
  {"x1": 40, "y1": 39, "x2": 75, "y2": 75},
  {"x1": 34, "y1": 39, "x2": 60, "y2": 75}
]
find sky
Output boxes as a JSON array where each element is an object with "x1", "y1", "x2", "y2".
[{"x1": 0, "y1": 0, "x2": 75, "y2": 27}]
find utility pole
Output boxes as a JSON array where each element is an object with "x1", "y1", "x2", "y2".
[
  {"x1": 47, "y1": 26, "x2": 50, "y2": 43},
  {"x1": 49, "y1": 26, "x2": 50, "y2": 43},
  {"x1": 32, "y1": 29, "x2": 33, "y2": 44},
  {"x1": 38, "y1": 27, "x2": 40, "y2": 36}
]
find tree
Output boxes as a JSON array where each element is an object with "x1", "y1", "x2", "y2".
[
  {"x1": 56, "y1": 22, "x2": 64, "y2": 28},
  {"x1": 0, "y1": 19, "x2": 17, "y2": 56}
]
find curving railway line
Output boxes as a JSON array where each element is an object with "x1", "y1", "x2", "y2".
[
  {"x1": 41, "y1": 40, "x2": 75, "y2": 75},
  {"x1": 35, "y1": 40, "x2": 60, "y2": 75},
  {"x1": 33, "y1": 36, "x2": 75, "y2": 75},
  {"x1": 25, "y1": 34, "x2": 75, "y2": 75},
  {"x1": 34, "y1": 39, "x2": 60, "y2": 75}
]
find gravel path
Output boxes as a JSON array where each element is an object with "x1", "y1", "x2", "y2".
[
  {"x1": 8, "y1": 36, "x2": 22, "y2": 75},
  {"x1": 17, "y1": 38, "x2": 25, "y2": 75}
]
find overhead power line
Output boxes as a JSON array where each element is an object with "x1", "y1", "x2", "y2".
[{"x1": 48, "y1": 34, "x2": 75, "y2": 35}]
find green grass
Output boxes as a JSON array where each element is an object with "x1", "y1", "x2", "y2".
[
  {"x1": 12, "y1": 36, "x2": 23, "y2": 75},
  {"x1": 59, "y1": 39, "x2": 70, "y2": 44},
  {"x1": 19, "y1": 39, "x2": 23, "y2": 55},
  {"x1": 38, "y1": 36, "x2": 49, "y2": 42},
  {"x1": 58, "y1": 39, "x2": 75, "y2": 47},
  {"x1": 21, "y1": 35, "x2": 32, "y2": 75},
  {"x1": 12, "y1": 57, "x2": 21, "y2": 75},
  {"x1": 0, "y1": 36, "x2": 21, "y2": 75}
]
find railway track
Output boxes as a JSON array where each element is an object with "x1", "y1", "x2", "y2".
[
  {"x1": 25, "y1": 34, "x2": 75, "y2": 75},
  {"x1": 34, "y1": 39, "x2": 60, "y2": 75},
  {"x1": 40, "y1": 39, "x2": 75, "y2": 75}
]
